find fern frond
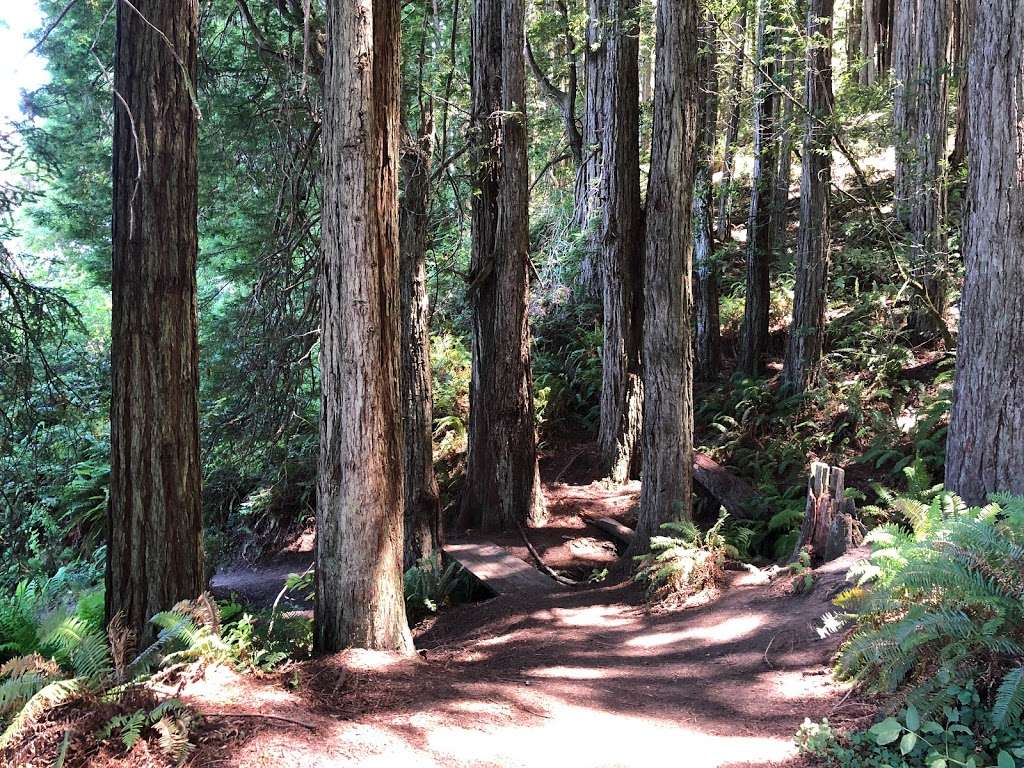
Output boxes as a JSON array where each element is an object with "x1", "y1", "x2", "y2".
[{"x1": 993, "y1": 666, "x2": 1024, "y2": 727}]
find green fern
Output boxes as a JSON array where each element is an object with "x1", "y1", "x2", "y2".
[{"x1": 839, "y1": 492, "x2": 1024, "y2": 723}]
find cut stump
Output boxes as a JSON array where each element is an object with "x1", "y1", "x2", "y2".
[{"x1": 791, "y1": 462, "x2": 862, "y2": 564}]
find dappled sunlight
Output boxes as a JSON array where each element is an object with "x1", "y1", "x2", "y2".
[
  {"x1": 773, "y1": 669, "x2": 848, "y2": 700},
  {"x1": 626, "y1": 614, "x2": 766, "y2": 649},
  {"x1": 417, "y1": 698, "x2": 797, "y2": 768},
  {"x1": 528, "y1": 665, "x2": 606, "y2": 680}
]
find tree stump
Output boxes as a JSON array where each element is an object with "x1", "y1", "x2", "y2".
[{"x1": 791, "y1": 462, "x2": 862, "y2": 564}]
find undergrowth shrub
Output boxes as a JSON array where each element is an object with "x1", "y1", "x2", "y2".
[
  {"x1": 633, "y1": 512, "x2": 733, "y2": 602},
  {"x1": 404, "y1": 554, "x2": 480, "y2": 624},
  {"x1": 830, "y1": 490, "x2": 1024, "y2": 743}
]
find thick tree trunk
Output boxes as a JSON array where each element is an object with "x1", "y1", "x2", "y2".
[
  {"x1": 946, "y1": 0, "x2": 1024, "y2": 505},
  {"x1": 738, "y1": 0, "x2": 780, "y2": 377},
  {"x1": 399, "y1": 119, "x2": 442, "y2": 571},
  {"x1": 596, "y1": 0, "x2": 644, "y2": 483},
  {"x1": 695, "y1": 9, "x2": 722, "y2": 381},
  {"x1": 317, "y1": 0, "x2": 413, "y2": 654},
  {"x1": 892, "y1": 0, "x2": 950, "y2": 338},
  {"x1": 107, "y1": 0, "x2": 204, "y2": 642},
  {"x1": 716, "y1": 5, "x2": 748, "y2": 243},
  {"x1": 632, "y1": 0, "x2": 699, "y2": 556},
  {"x1": 460, "y1": 0, "x2": 545, "y2": 531},
  {"x1": 783, "y1": 0, "x2": 833, "y2": 394}
]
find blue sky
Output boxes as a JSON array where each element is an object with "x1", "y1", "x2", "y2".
[{"x1": 0, "y1": 3, "x2": 49, "y2": 127}]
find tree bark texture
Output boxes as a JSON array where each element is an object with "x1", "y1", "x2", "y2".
[
  {"x1": 695, "y1": 8, "x2": 722, "y2": 381},
  {"x1": 846, "y1": 0, "x2": 862, "y2": 72},
  {"x1": 399, "y1": 118, "x2": 442, "y2": 572},
  {"x1": 460, "y1": 0, "x2": 545, "y2": 531},
  {"x1": 716, "y1": 4, "x2": 748, "y2": 243},
  {"x1": 771, "y1": 23, "x2": 800, "y2": 254},
  {"x1": 945, "y1": 0, "x2": 1024, "y2": 504},
  {"x1": 107, "y1": 0, "x2": 204, "y2": 642},
  {"x1": 947, "y1": 0, "x2": 972, "y2": 175},
  {"x1": 783, "y1": 0, "x2": 833, "y2": 394},
  {"x1": 892, "y1": 0, "x2": 951, "y2": 338},
  {"x1": 633, "y1": 0, "x2": 699, "y2": 557},
  {"x1": 317, "y1": 0, "x2": 414, "y2": 654},
  {"x1": 595, "y1": 0, "x2": 644, "y2": 483},
  {"x1": 738, "y1": 0, "x2": 781, "y2": 376}
]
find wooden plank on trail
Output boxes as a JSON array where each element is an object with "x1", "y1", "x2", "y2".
[
  {"x1": 443, "y1": 542, "x2": 557, "y2": 595},
  {"x1": 585, "y1": 516, "x2": 635, "y2": 546},
  {"x1": 693, "y1": 452, "x2": 760, "y2": 519}
]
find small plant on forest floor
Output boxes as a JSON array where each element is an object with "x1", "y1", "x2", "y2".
[
  {"x1": 404, "y1": 554, "x2": 480, "y2": 624},
  {"x1": 833, "y1": 491, "x2": 1024, "y2": 730},
  {"x1": 797, "y1": 683, "x2": 1024, "y2": 767},
  {"x1": 633, "y1": 512, "x2": 733, "y2": 603}
]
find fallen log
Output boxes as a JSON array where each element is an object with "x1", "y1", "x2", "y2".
[
  {"x1": 692, "y1": 452, "x2": 759, "y2": 519},
  {"x1": 584, "y1": 516, "x2": 635, "y2": 546}
]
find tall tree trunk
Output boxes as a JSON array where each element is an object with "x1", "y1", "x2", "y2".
[
  {"x1": 107, "y1": 0, "x2": 204, "y2": 642},
  {"x1": 947, "y1": 0, "x2": 971, "y2": 177},
  {"x1": 783, "y1": 0, "x2": 833, "y2": 394},
  {"x1": 771, "y1": 28, "x2": 799, "y2": 253},
  {"x1": 892, "y1": 0, "x2": 950, "y2": 338},
  {"x1": 945, "y1": 0, "x2": 1024, "y2": 504},
  {"x1": 859, "y1": 0, "x2": 878, "y2": 85},
  {"x1": 632, "y1": 0, "x2": 699, "y2": 556},
  {"x1": 399, "y1": 117, "x2": 442, "y2": 571},
  {"x1": 596, "y1": 0, "x2": 644, "y2": 483},
  {"x1": 460, "y1": 0, "x2": 545, "y2": 531},
  {"x1": 846, "y1": 0, "x2": 862, "y2": 73},
  {"x1": 717, "y1": 4, "x2": 748, "y2": 243},
  {"x1": 738, "y1": 0, "x2": 780, "y2": 376},
  {"x1": 695, "y1": 8, "x2": 722, "y2": 381},
  {"x1": 317, "y1": 0, "x2": 413, "y2": 654}
]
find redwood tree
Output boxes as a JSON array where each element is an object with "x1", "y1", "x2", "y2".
[
  {"x1": 633, "y1": 0, "x2": 699, "y2": 555},
  {"x1": 594, "y1": 0, "x2": 644, "y2": 483},
  {"x1": 694, "y1": 8, "x2": 722, "y2": 381},
  {"x1": 892, "y1": 0, "x2": 951, "y2": 338},
  {"x1": 460, "y1": 0, "x2": 545, "y2": 531},
  {"x1": 945, "y1": 0, "x2": 1024, "y2": 504},
  {"x1": 738, "y1": 0, "x2": 781, "y2": 376},
  {"x1": 783, "y1": 0, "x2": 833, "y2": 393},
  {"x1": 317, "y1": 0, "x2": 413, "y2": 653},
  {"x1": 107, "y1": 0, "x2": 204, "y2": 641},
  {"x1": 399, "y1": 117, "x2": 442, "y2": 571}
]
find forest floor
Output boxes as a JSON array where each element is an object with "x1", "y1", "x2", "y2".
[{"x1": 198, "y1": 445, "x2": 865, "y2": 767}]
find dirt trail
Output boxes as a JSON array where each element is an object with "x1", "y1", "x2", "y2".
[{"x1": 193, "y1": 444, "x2": 855, "y2": 767}]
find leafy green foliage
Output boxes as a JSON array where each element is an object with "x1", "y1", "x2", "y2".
[
  {"x1": 404, "y1": 554, "x2": 480, "y2": 624},
  {"x1": 634, "y1": 513, "x2": 732, "y2": 602},
  {"x1": 836, "y1": 491, "x2": 1024, "y2": 732},
  {"x1": 798, "y1": 684, "x2": 1024, "y2": 767}
]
